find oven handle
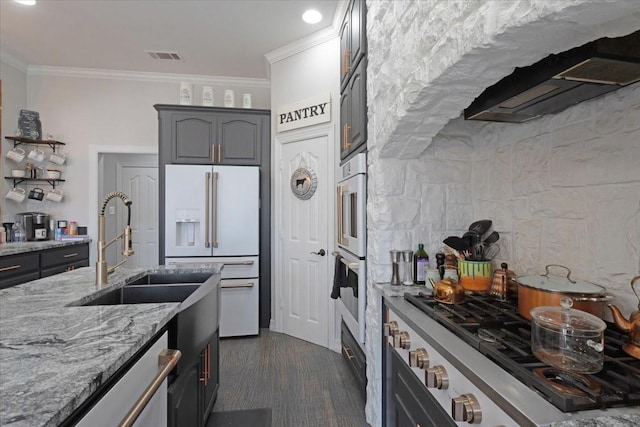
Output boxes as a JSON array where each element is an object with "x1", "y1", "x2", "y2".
[
  {"x1": 336, "y1": 186, "x2": 347, "y2": 246},
  {"x1": 331, "y1": 251, "x2": 359, "y2": 270}
]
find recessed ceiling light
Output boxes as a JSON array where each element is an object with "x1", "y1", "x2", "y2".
[
  {"x1": 302, "y1": 9, "x2": 322, "y2": 24},
  {"x1": 14, "y1": 0, "x2": 36, "y2": 5}
]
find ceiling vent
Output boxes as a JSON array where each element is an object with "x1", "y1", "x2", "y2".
[{"x1": 145, "y1": 51, "x2": 183, "y2": 61}]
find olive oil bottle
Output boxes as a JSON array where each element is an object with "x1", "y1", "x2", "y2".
[{"x1": 413, "y1": 243, "x2": 429, "y2": 285}]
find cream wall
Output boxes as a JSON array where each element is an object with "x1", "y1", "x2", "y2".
[
  {"x1": 1, "y1": 67, "x2": 268, "y2": 258},
  {"x1": 0, "y1": 59, "x2": 27, "y2": 221},
  {"x1": 269, "y1": 36, "x2": 341, "y2": 347}
]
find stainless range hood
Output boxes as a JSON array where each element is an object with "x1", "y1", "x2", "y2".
[{"x1": 464, "y1": 30, "x2": 640, "y2": 123}]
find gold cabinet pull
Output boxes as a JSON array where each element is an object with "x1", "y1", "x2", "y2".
[
  {"x1": 221, "y1": 260, "x2": 254, "y2": 266},
  {"x1": 118, "y1": 349, "x2": 181, "y2": 427},
  {"x1": 0, "y1": 264, "x2": 21, "y2": 272},
  {"x1": 221, "y1": 282, "x2": 254, "y2": 289},
  {"x1": 63, "y1": 252, "x2": 78, "y2": 258},
  {"x1": 205, "y1": 172, "x2": 211, "y2": 248},
  {"x1": 345, "y1": 124, "x2": 351, "y2": 149},
  {"x1": 218, "y1": 144, "x2": 221, "y2": 163},
  {"x1": 211, "y1": 143, "x2": 215, "y2": 163},
  {"x1": 212, "y1": 172, "x2": 219, "y2": 248},
  {"x1": 342, "y1": 346, "x2": 354, "y2": 360}
]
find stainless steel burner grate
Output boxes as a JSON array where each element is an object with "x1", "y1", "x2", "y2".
[{"x1": 404, "y1": 292, "x2": 640, "y2": 412}]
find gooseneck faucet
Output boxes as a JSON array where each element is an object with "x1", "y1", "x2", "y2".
[{"x1": 96, "y1": 191, "x2": 134, "y2": 286}]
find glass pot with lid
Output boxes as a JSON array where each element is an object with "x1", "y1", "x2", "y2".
[{"x1": 530, "y1": 297, "x2": 606, "y2": 374}]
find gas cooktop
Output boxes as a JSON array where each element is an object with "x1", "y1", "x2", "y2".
[{"x1": 404, "y1": 292, "x2": 640, "y2": 412}]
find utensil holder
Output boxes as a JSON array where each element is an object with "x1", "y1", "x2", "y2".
[{"x1": 458, "y1": 260, "x2": 492, "y2": 292}]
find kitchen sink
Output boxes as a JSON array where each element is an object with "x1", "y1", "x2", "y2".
[
  {"x1": 79, "y1": 272, "x2": 214, "y2": 306},
  {"x1": 81, "y1": 284, "x2": 200, "y2": 306},
  {"x1": 125, "y1": 272, "x2": 213, "y2": 286}
]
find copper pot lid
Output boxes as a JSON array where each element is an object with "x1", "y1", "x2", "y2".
[{"x1": 517, "y1": 264, "x2": 606, "y2": 295}]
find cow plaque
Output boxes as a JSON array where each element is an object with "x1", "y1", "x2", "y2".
[{"x1": 290, "y1": 167, "x2": 317, "y2": 201}]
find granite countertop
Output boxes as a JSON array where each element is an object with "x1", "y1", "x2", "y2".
[
  {"x1": 0, "y1": 238, "x2": 91, "y2": 257},
  {"x1": 374, "y1": 282, "x2": 640, "y2": 427},
  {"x1": 0, "y1": 263, "x2": 223, "y2": 427}
]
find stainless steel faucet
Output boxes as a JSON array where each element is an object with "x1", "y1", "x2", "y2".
[{"x1": 96, "y1": 191, "x2": 134, "y2": 286}]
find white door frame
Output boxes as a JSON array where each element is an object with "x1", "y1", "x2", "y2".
[
  {"x1": 272, "y1": 123, "x2": 337, "y2": 350},
  {"x1": 88, "y1": 144, "x2": 158, "y2": 265}
]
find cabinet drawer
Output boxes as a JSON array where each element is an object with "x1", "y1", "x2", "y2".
[
  {"x1": 0, "y1": 271, "x2": 40, "y2": 290},
  {"x1": 341, "y1": 320, "x2": 366, "y2": 397},
  {"x1": 220, "y1": 278, "x2": 259, "y2": 337},
  {"x1": 0, "y1": 252, "x2": 40, "y2": 280},
  {"x1": 41, "y1": 259, "x2": 90, "y2": 278},
  {"x1": 41, "y1": 244, "x2": 89, "y2": 268}
]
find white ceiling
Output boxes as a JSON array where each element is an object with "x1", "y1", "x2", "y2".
[{"x1": 0, "y1": 0, "x2": 341, "y2": 80}]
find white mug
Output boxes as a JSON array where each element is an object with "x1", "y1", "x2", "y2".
[
  {"x1": 49, "y1": 152, "x2": 66, "y2": 165},
  {"x1": 28, "y1": 148, "x2": 45, "y2": 162},
  {"x1": 5, "y1": 187, "x2": 26, "y2": 202},
  {"x1": 45, "y1": 189, "x2": 64, "y2": 202},
  {"x1": 6, "y1": 147, "x2": 26, "y2": 163}
]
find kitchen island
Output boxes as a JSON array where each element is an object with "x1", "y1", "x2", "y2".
[
  {"x1": 376, "y1": 283, "x2": 640, "y2": 427},
  {"x1": 0, "y1": 264, "x2": 221, "y2": 427}
]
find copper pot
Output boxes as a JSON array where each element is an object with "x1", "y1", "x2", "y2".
[{"x1": 517, "y1": 264, "x2": 613, "y2": 320}]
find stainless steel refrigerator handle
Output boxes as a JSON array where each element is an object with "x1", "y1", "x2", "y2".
[
  {"x1": 205, "y1": 172, "x2": 211, "y2": 248},
  {"x1": 212, "y1": 172, "x2": 219, "y2": 248},
  {"x1": 221, "y1": 282, "x2": 254, "y2": 289},
  {"x1": 118, "y1": 349, "x2": 181, "y2": 427}
]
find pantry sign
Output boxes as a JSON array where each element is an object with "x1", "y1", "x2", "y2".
[{"x1": 277, "y1": 93, "x2": 331, "y2": 132}]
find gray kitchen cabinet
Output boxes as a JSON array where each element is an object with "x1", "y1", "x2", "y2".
[
  {"x1": 218, "y1": 115, "x2": 263, "y2": 165},
  {"x1": 0, "y1": 252, "x2": 40, "y2": 290},
  {"x1": 170, "y1": 112, "x2": 217, "y2": 164},
  {"x1": 341, "y1": 320, "x2": 366, "y2": 399},
  {"x1": 340, "y1": 0, "x2": 367, "y2": 161},
  {"x1": 340, "y1": 0, "x2": 366, "y2": 92},
  {"x1": 168, "y1": 361, "x2": 200, "y2": 427},
  {"x1": 0, "y1": 242, "x2": 89, "y2": 289},
  {"x1": 167, "y1": 331, "x2": 219, "y2": 427},
  {"x1": 340, "y1": 58, "x2": 367, "y2": 160},
  {"x1": 159, "y1": 106, "x2": 266, "y2": 166}
]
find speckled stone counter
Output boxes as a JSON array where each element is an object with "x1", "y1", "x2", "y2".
[
  {"x1": 373, "y1": 282, "x2": 640, "y2": 426},
  {"x1": 0, "y1": 238, "x2": 91, "y2": 257},
  {"x1": 0, "y1": 263, "x2": 222, "y2": 427}
]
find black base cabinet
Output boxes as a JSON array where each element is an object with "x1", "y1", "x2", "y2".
[
  {"x1": 386, "y1": 349, "x2": 455, "y2": 427},
  {"x1": 168, "y1": 331, "x2": 219, "y2": 427},
  {"x1": 0, "y1": 243, "x2": 89, "y2": 289},
  {"x1": 341, "y1": 320, "x2": 366, "y2": 399}
]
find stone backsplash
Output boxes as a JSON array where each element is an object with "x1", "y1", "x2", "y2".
[{"x1": 364, "y1": 1, "x2": 640, "y2": 425}]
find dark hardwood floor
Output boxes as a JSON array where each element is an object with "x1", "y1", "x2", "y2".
[{"x1": 212, "y1": 329, "x2": 369, "y2": 427}]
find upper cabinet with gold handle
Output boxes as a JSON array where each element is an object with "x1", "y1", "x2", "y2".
[{"x1": 339, "y1": 0, "x2": 367, "y2": 161}]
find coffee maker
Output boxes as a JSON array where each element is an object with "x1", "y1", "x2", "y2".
[{"x1": 15, "y1": 212, "x2": 50, "y2": 241}]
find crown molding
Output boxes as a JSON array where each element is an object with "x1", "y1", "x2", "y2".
[
  {"x1": 265, "y1": 0, "x2": 348, "y2": 65},
  {"x1": 0, "y1": 50, "x2": 28, "y2": 73},
  {"x1": 26, "y1": 65, "x2": 271, "y2": 87}
]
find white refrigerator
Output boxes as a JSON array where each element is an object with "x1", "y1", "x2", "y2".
[{"x1": 164, "y1": 164, "x2": 260, "y2": 337}]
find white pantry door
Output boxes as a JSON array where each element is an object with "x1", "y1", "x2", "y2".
[
  {"x1": 279, "y1": 134, "x2": 330, "y2": 347},
  {"x1": 117, "y1": 164, "x2": 158, "y2": 268}
]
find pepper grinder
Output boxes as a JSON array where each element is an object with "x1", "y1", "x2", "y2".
[
  {"x1": 402, "y1": 250, "x2": 414, "y2": 285},
  {"x1": 390, "y1": 250, "x2": 402, "y2": 286},
  {"x1": 435, "y1": 252, "x2": 446, "y2": 279}
]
